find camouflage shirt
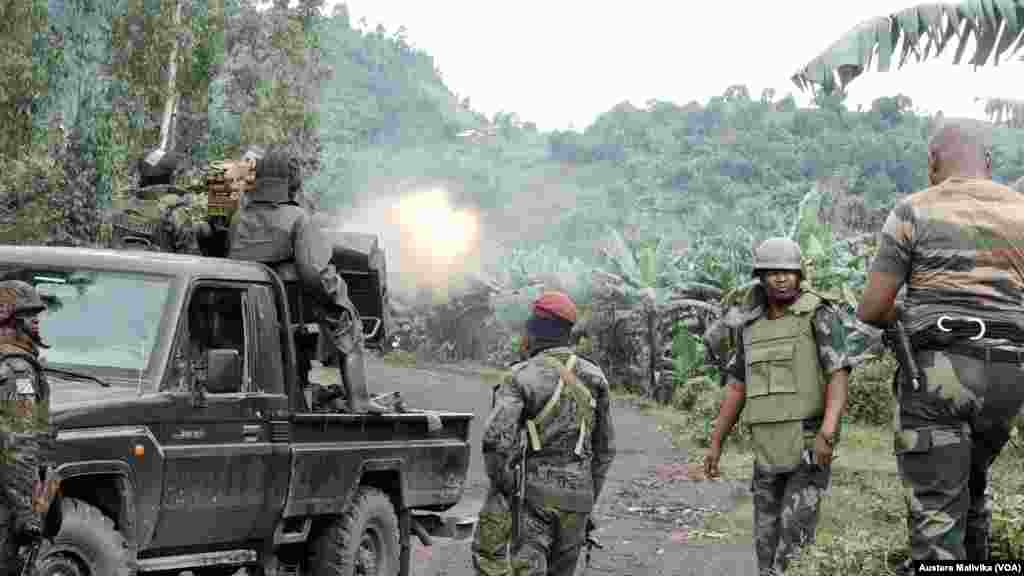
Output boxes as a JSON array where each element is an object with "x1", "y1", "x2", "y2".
[
  {"x1": 871, "y1": 177, "x2": 1024, "y2": 325},
  {"x1": 725, "y1": 297, "x2": 877, "y2": 384},
  {"x1": 482, "y1": 346, "x2": 615, "y2": 510}
]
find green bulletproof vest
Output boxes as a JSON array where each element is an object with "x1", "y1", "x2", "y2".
[
  {"x1": 741, "y1": 291, "x2": 829, "y2": 470},
  {"x1": 742, "y1": 291, "x2": 827, "y2": 425}
]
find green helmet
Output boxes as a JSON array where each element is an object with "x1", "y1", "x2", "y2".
[
  {"x1": 0, "y1": 280, "x2": 46, "y2": 317},
  {"x1": 751, "y1": 237, "x2": 803, "y2": 277}
]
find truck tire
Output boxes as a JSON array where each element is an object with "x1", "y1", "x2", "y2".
[
  {"x1": 34, "y1": 497, "x2": 134, "y2": 576},
  {"x1": 309, "y1": 486, "x2": 400, "y2": 576}
]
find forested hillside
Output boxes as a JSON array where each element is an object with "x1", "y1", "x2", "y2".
[{"x1": 2, "y1": 0, "x2": 1024, "y2": 308}]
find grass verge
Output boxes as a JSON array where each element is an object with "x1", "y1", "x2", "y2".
[{"x1": 635, "y1": 398, "x2": 1024, "y2": 575}]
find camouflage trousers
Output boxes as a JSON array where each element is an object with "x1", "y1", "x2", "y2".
[
  {"x1": 471, "y1": 488, "x2": 588, "y2": 576},
  {"x1": 751, "y1": 451, "x2": 831, "y2": 576},
  {"x1": 471, "y1": 488, "x2": 511, "y2": 576},
  {"x1": 894, "y1": 348, "x2": 1024, "y2": 569},
  {"x1": 0, "y1": 499, "x2": 19, "y2": 574},
  {"x1": 0, "y1": 436, "x2": 38, "y2": 573}
]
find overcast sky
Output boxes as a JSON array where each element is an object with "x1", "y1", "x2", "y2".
[{"x1": 315, "y1": 0, "x2": 1023, "y2": 132}]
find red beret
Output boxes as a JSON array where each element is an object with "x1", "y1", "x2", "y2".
[{"x1": 532, "y1": 291, "x2": 577, "y2": 324}]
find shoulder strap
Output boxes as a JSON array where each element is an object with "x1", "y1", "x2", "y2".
[{"x1": 526, "y1": 355, "x2": 595, "y2": 456}]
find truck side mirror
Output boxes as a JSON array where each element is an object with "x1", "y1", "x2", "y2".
[{"x1": 204, "y1": 349, "x2": 242, "y2": 394}]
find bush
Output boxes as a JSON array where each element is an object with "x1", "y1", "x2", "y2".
[
  {"x1": 846, "y1": 354, "x2": 897, "y2": 426},
  {"x1": 991, "y1": 488, "x2": 1024, "y2": 561}
]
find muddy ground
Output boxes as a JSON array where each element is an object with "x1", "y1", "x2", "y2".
[{"x1": 344, "y1": 357, "x2": 758, "y2": 576}]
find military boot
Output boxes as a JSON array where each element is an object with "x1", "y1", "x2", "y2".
[{"x1": 340, "y1": 348, "x2": 386, "y2": 414}]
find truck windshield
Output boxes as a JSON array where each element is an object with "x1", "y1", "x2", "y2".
[{"x1": 29, "y1": 269, "x2": 172, "y2": 372}]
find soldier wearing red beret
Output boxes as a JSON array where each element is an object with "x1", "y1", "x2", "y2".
[{"x1": 472, "y1": 291, "x2": 616, "y2": 575}]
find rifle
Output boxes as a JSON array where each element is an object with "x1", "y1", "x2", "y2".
[
  {"x1": 509, "y1": 429, "x2": 527, "y2": 553},
  {"x1": 883, "y1": 318, "x2": 921, "y2": 393}
]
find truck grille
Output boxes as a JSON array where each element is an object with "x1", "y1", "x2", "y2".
[{"x1": 270, "y1": 421, "x2": 290, "y2": 443}]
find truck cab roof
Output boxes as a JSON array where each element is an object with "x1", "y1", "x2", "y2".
[{"x1": 0, "y1": 245, "x2": 276, "y2": 284}]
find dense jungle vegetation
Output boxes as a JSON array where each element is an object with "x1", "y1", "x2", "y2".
[
  {"x1": 4, "y1": 1, "x2": 1023, "y2": 301},
  {"x1": 3, "y1": 0, "x2": 1024, "y2": 380}
]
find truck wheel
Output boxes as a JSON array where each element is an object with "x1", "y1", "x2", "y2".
[
  {"x1": 309, "y1": 486, "x2": 399, "y2": 576},
  {"x1": 34, "y1": 497, "x2": 134, "y2": 576}
]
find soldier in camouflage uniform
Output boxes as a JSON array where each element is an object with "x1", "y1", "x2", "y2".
[
  {"x1": 111, "y1": 148, "x2": 200, "y2": 254},
  {"x1": 473, "y1": 291, "x2": 616, "y2": 576},
  {"x1": 0, "y1": 281, "x2": 51, "y2": 572},
  {"x1": 858, "y1": 120, "x2": 1024, "y2": 571},
  {"x1": 228, "y1": 147, "x2": 386, "y2": 414},
  {"x1": 703, "y1": 237, "x2": 871, "y2": 575}
]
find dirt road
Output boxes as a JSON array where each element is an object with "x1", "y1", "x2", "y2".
[{"x1": 351, "y1": 357, "x2": 758, "y2": 576}]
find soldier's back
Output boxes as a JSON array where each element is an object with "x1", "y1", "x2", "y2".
[{"x1": 881, "y1": 177, "x2": 1024, "y2": 315}]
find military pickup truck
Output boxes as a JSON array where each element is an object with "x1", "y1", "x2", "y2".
[{"x1": 0, "y1": 245, "x2": 474, "y2": 576}]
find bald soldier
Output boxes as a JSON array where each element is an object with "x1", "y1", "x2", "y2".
[{"x1": 858, "y1": 120, "x2": 1024, "y2": 572}]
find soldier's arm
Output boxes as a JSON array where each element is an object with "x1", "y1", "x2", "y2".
[
  {"x1": 292, "y1": 214, "x2": 349, "y2": 309},
  {"x1": 708, "y1": 348, "x2": 746, "y2": 450},
  {"x1": 814, "y1": 305, "x2": 872, "y2": 440},
  {"x1": 481, "y1": 372, "x2": 527, "y2": 493},
  {"x1": 589, "y1": 371, "x2": 615, "y2": 502},
  {"x1": 858, "y1": 205, "x2": 913, "y2": 327}
]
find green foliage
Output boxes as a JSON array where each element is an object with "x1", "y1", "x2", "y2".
[
  {"x1": 793, "y1": 1, "x2": 1024, "y2": 95},
  {"x1": 671, "y1": 329, "x2": 703, "y2": 386},
  {"x1": 846, "y1": 354, "x2": 897, "y2": 426}
]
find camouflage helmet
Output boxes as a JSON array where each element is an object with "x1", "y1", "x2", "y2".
[
  {"x1": 254, "y1": 149, "x2": 302, "y2": 199},
  {"x1": 751, "y1": 237, "x2": 803, "y2": 277},
  {"x1": 0, "y1": 280, "x2": 46, "y2": 322}
]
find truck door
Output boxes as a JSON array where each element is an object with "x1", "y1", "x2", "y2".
[{"x1": 150, "y1": 282, "x2": 286, "y2": 548}]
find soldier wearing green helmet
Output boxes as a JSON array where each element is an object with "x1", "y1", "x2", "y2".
[{"x1": 702, "y1": 236, "x2": 870, "y2": 576}]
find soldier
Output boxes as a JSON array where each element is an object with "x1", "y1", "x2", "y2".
[
  {"x1": 473, "y1": 291, "x2": 616, "y2": 576},
  {"x1": 111, "y1": 147, "x2": 200, "y2": 254},
  {"x1": 227, "y1": 147, "x2": 386, "y2": 414},
  {"x1": 703, "y1": 237, "x2": 870, "y2": 576},
  {"x1": 857, "y1": 120, "x2": 1024, "y2": 571},
  {"x1": 0, "y1": 281, "x2": 51, "y2": 571}
]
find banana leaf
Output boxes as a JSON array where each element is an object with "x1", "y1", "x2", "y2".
[{"x1": 792, "y1": 1, "x2": 1024, "y2": 93}]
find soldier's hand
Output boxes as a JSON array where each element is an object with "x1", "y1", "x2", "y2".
[
  {"x1": 814, "y1": 432, "x2": 834, "y2": 467},
  {"x1": 703, "y1": 446, "x2": 722, "y2": 479}
]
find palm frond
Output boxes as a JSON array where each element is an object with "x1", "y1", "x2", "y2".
[
  {"x1": 792, "y1": 0, "x2": 1024, "y2": 93},
  {"x1": 976, "y1": 96, "x2": 1024, "y2": 126}
]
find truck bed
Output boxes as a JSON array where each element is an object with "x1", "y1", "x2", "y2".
[{"x1": 283, "y1": 411, "x2": 473, "y2": 516}]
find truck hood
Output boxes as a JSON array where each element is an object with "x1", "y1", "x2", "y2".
[{"x1": 50, "y1": 381, "x2": 178, "y2": 429}]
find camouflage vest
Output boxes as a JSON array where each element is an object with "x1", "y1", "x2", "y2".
[
  {"x1": 521, "y1": 350, "x2": 598, "y2": 512},
  {"x1": 228, "y1": 202, "x2": 306, "y2": 265},
  {"x1": 0, "y1": 343, "x2": 48, "y2": 433},
  {"x1": 741, "y1": 291, "x2": 828, "y2": 470}
]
